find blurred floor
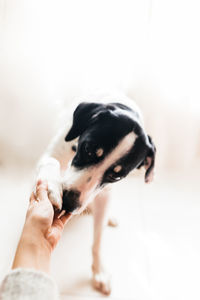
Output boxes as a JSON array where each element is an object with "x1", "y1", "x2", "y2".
[{"x1": 0, "y1": 167, "x2": 200, "y2": 300}]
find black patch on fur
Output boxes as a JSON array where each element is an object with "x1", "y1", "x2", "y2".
[
  {"x1": 65, "y1": 102, "x2": 142, "y2": 142},
  {"x1": 66, "y1": 102, "x2": 144, "y2": 169},
  {"x1": 65, "y1": 102, "x2": 103, "y2": 141},
  {"x1": 111, "y1": 102, "x2": 140, "y2": 118},
  {"x1": 62, "y1": 189, "x2": 81, "y2": 213}
]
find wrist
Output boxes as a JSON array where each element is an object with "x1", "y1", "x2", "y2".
[
  {"x1": 12, "y1": 230, "x2": 52, "y2": 273},
  {"x1": 22, "y1": 224, "x2": 52, "y2": 250}
]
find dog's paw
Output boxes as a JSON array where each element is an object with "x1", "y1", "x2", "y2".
[
  {"x1": 34, "y1": 179, "x2": 62, "y2": 210},
  {"x1": 108, "y1": 216, "x2": 118, "y2": 227},
  {"x1": 47, "y1": 181, "x2": 62, "y2": 210},
  {"x1": 92, "y1": 272, "x2": 111, "y2": 295}
]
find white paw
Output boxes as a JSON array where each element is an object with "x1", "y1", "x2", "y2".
[
  {"x1": 34, "y1": 179, "x2": 62, "y2": 210},
  {"x1": 92, "y1": 272, "x2": 111, "y2": 295},
  {"x1": 47, "y1": 181, "x2": 62, "y2": 210}
]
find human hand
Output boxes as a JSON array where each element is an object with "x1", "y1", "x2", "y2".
[
  {"x1": 12, "y1": 180, "x2": 71, "y2": 272},
  {"x1": 27, "y1": 180, "x2": 71, "y2": 250}
]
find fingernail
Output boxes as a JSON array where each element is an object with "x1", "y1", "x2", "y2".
[{"x1": 57, "y1": 210, "x2": 66, "y2": 219}]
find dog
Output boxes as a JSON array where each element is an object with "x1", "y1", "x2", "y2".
[{"x1": 35, "y1": 94, "x2": 156, "y2": 295}]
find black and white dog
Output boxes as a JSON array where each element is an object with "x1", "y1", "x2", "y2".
[{"x1": 36, "y1": 94, "x2": 156, "y2": 295}]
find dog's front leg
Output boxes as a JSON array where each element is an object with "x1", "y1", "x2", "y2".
[
  {"x1": 35, "y1": 156, "x2": 62, "y2": 209},
  {"x1": 92, "y1": 187, "x2": 111, "y2": 295},
  {"x1": 34, "y1": 126, "x2": 76, "y2": 210}
]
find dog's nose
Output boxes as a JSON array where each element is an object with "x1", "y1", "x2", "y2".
[{"x1": 62, "y1": 189, "x2": 81, "y2": 213}]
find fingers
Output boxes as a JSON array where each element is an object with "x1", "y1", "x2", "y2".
[
  {"x1": 54, "y1": 211, "x2": 72, "y2": 225},
  {"x1": 60, "y1": 213, "x2": 72, "y2": 225},
  {"x1": 45, "y1": 214, "x2": 72, "y2": 249},
  {"x1": 29, "y1": 192, "x2": 40, "y2": 204},
  {"x1": 29, "y1": 192, "x2": 36, "y2": 204},
  {"x1": 35, "y1": 180, "x2": 48, "y2": 202},
  {"x1": 30, "y1": 180, "x2": 48, "y2": 204},
  {"x1": 50, "y1": 212, "x2": 72, "y2": 238},
  {"x1": 57, "y1": 210, "x2": 66, "y2": 219},
  {"x1": 47, "y1": 213, "x2": 72, "y2": 242}
]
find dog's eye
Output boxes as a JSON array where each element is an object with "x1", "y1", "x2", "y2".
[
  {"x1": 106, "y1": 173, "x2": 121, "y2": 183},
  {"x1": 96, "y1": 148, "x2": 104, "y2": 157},
  {"x1": 71, "y1": 145, "x2": 77, "y2": 152}
]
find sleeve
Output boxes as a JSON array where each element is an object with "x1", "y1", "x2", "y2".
[{"x1": 0, "y1": 268, "x2": 59, "y2": 300}]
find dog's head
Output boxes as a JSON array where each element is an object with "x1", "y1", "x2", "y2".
[{"x1": 62, "y1": 102, "x2": 156, "y2": 214}]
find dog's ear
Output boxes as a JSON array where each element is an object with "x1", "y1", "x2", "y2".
[
  {"x1": 137, "y1": 135, "x2": 156, "y2": 183},
  {"x1": 65, "y1": 102, "x2": 101, "y2": 141},
  {"x1": 144, "y1": 135, "x2": 156, "y2": 183}
]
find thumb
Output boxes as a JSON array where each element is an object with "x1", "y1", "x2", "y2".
[{"x1": 36, "y1": 180, "x2": 48, "y2": 201}]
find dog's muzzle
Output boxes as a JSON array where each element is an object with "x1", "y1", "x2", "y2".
[{"x1": 62, "y1": 189, "x2": 81, "y2": 213}]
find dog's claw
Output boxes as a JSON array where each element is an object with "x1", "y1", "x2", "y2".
[{"x1": 48, "y1": 189, "x2": 62, "y2": 210}]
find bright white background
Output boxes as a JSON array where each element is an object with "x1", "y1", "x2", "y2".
[{"x1": 0, "y1": 1, "x2": 200, "y2": 299}]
